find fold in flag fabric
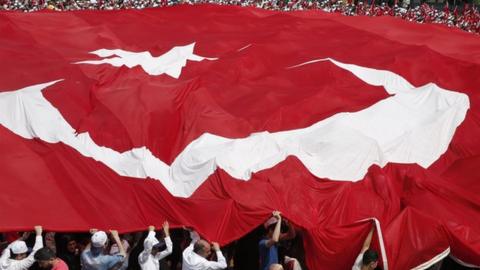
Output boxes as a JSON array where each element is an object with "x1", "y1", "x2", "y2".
[{"x1": 1, "y1": 5, "x2": 479, "y2": 269}]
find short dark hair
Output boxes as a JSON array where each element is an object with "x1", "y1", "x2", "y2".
[
  {"x1": 152, "y1": 240, "x2": 167, "y2": 252},
  {"x1": 34, "y1": 247, "x2": 56, "y2": 261},
  {"x1": 266, "y1": 223, "x2": 277, "y2": 233},
  {"x1": 193, "y1": 242, "x2": 204, "y2": 254},
  {"x1": 362, "y1": 249, "x2": 378, "y2": 265}
]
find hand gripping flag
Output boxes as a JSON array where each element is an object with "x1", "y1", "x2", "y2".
[{"x1": 1, "y1": 5, "x2": 480, "y2": 269}]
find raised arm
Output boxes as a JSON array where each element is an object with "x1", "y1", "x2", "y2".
[
  {"x1": 110, "y1": 230, "x2": 126, "y2": 258},
  {"x1": 155, "y1": 221, "x2": 172, "y2": 260},
  {"x1": 361, "y1": 223, "x2": 375, "y2": 253},
  {"x1": 202, "y1": 242, "x2": 227, "y2": 270},
  {"x1": 0, "y1": 232, "x2": 31, "y2": 265},
  {"x1": 188, "y1": 229, "x2": 201, "y2": 245},
  {"x1": 0, "y1": 238, "x2": 13, "y2": 265},
  {"x1": 138, "y1": 226, "x2": 156, "y2": 264},
  {"x1": 32, "y1": 226, "x2": 44, "y2": 252},
  {"x1": 15, "y1": 226, "x2": 43, "y2": 270},
  {"x1": 265, "y1": 211, "x2": 282, "y2": 248}
]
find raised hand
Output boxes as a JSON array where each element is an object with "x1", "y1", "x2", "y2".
[
  {"x1": 212, "y1": 242, "x2": 220, "y2": 251},
  {"x1": 34, "y1": 225, "x2": 43, "y2": 236},
  {"x1": 109, "y1": 230, "x2": 119, "y2": 238},
  {"x1": 162, "y1": 221, "x2": 170, "y2": 236}
]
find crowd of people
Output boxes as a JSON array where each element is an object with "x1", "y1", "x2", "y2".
[
  {"x1": 0, "y1": 212, "x2": 382, "y2": 270},
  {"x1": 0, "y1": 0, "x2": 479, "y2": 34}
]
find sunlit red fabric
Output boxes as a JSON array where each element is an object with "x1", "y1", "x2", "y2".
[{"x1": 0, "y1": 5, "x2": 479, "y2": 269}]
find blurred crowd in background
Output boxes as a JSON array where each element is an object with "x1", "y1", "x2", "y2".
[{"x1": 0, "y1": 0, "x2": 479, "y2": 34}]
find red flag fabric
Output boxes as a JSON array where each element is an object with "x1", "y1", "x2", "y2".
[{"x1": 1, "y1": 5, "x2": 480, "y2": 269}]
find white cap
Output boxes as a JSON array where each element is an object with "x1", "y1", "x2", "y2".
[
  {"x1": 91, "y1": 231, "x2": 108, "y2": 248},
  {"x1": 143, "y1": 236, "x2": 159, "y2": 249},
  {"x1": 10, "y1": 241, "x2": 28, "y2": 254},
  {"x1": 264, "y1": 217, "x2": 278, "y2": 228}
]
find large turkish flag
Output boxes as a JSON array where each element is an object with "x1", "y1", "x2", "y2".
[{"x1": 1, "y1": 5, "x2": 479, "y2": 269}]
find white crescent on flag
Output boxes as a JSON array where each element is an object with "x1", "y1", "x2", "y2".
[{"x1": 0, "y1": 48, "x2": 469, "y2": 197}]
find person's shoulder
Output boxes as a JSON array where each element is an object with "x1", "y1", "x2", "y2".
[
  {"x1": 80, "y1": 250, "x2": 89, "y2": 259},
  {"x1": 259, "y1": 238, "x2": 270, "y2": 249},
  {"x1": 56, "y1": 259, "x2": 69, "y2": 270},
  {"x1": 81, "y1": 248, "x2": 93, "y2": 255}
]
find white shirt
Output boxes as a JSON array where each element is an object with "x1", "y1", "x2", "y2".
[
  {"x1": 352, "y1": 251, "x2": 365, "y2": 270},
  {"x1": 0, "y1": 236, "x2": 43, "y2": 270},
  {"x1": 138, "y1": 231, "x2": 172, "y2": 270},
  {"x1": 182, "y1": 231, "x2": 226, "y2": 270}
]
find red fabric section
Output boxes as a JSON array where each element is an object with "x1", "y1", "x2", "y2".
[
  {"x1": 1, "y1": 5, "x2": 480, "y2": 269},
  {"x1": 384, "y1": 207, "x2": 450, "y2": 269},
  {"x1": 303, "y1": 221, "x2": 375, "y2": 270}
]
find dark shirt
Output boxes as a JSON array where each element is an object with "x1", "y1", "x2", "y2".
[{"x1": 58, "y1": 252, "x2": 80, "y2": 270}]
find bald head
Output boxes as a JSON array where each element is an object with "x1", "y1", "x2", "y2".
[
  {"x1": 269, "y1": 264, "x2": 284, "y2": 270},
  {"x1": 193, "y1": 240, "x2": 212, "y2": 258}
]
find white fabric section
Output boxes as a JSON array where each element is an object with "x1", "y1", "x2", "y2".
[
  {"x1": 287, "y1": 58, "x2": 414, "y2": 95},
  {"x1": 237, "y1": 44, "x2": 252, "y2": 52},
  {"x1": 75, "y1": 43, "x2": 217, "y2": 79},
  {"x1": 373, "y1": 218, "x2": 388, "y2": 270},
  {"x1": 411, "y1": 247, "x2": 450, "y2": 270},
  {"x1": 0, "y1": 81, "x2": 176, "y2": 192},
  {"x1": 0, "y1": 58, "x2": 469, "y2": 197}
]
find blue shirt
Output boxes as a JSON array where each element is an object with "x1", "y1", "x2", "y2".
[
  {"x1": 81, "y1": 248, "x2": 124, "y2": 270},
  {"x1": 259, "y1": 239, "x2": 278, "y2": 270}
]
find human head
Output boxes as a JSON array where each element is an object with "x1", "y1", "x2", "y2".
[
  {"x1": 91, "y1": 231, "x2": 108, "y2": 248},
  {"x1": 10, "y1": 241, "x2": 28, "y2": 260},
  {"x1": 193, "y1": 239, "x2": 211, "y2": 258},
  {"x1": 34, "y1": 247, "x2": 56, "y2": 269},
  {"x1": 269, "y1": 264, "x2": 284, "y2": 270},
  {"x1": 362, "y1": 249, "x2": 379, "y2": 269},
  {"x1": 66, "y1": 238, "x2": 77, "y2": 253},
  {"x1": 151, "y1": 240, "x2": 167, "y2": 256}
]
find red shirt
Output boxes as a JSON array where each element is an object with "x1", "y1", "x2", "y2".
[{"x1": 53, "y1": 259, "x2": 69, "y2": 270}]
